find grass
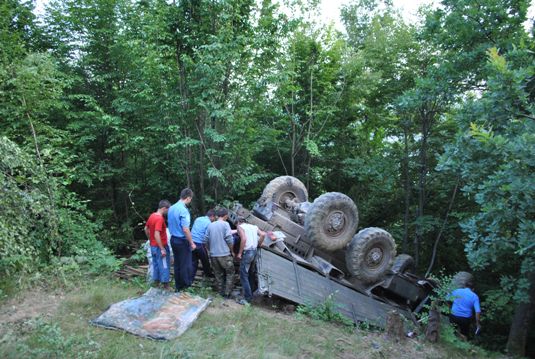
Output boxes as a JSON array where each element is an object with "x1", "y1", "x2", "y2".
[{"x1": 0, "y1": 274, "x2": 503, "y2": 359}]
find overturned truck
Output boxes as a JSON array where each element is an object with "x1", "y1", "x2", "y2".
[{"x1": 231, "y1": 176, "x2": 435, "y2": 328}]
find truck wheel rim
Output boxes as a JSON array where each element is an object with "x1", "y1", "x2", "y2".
[
  {"x1": 325, "y1": 211, "x2": 346, "y2": 236},
  {"x1": 279, "y1": 192, "x2": 296, "y2": 208},
  {"x1": 366, "y1": 247, "x2": 384, "y2": 268}
]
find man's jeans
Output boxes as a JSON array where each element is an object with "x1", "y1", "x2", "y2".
[
  {"x1": 171, "y1": 236, "x2": 192, "y2": 291},
  {"x1": 150, "y1": 245, "x2": 170, "y2": 283},
  {"x1": 239, "y1": 249, "x2": 257, "y2": 302}
]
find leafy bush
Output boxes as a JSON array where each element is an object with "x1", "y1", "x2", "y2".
[
  {"x1": 296, "y1": 293, "x2": 354, "y2": 329},
  {"x1": 0, "y1": 137, "x2": 118, "y2": 279}
]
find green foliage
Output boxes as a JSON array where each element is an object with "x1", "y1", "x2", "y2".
[
  {"x1": 185, "y1": 280, "x2": 216, "y2": 299},
  {"x1": 438, "y1": 48, "x2": 535, "y2": 299},
  {"x1": 0, "y1": 136, "x2": 53, "y2": 273},
  {"x1": 13, "y1": 318, "x2": 97, "y2": 358},
  {"x1": 423, "y1": 0, "x2": 530, "y2": 86},
  {"x1": 0, "y1": 136, "x2": 118, "y2": 278},
  {"x1": 439, "y1": 320, "x2": 474, "y2": 351},
  {"x1": 417, "y1": 272, "x2": 454, "y2": 326},
  {"x1": 127, "y1": 242, "x2": 148, "y2": 265},
  {"x1": 296, "y1": 293, "x2": 354, "y2": 329},
  {"x1": 483, "y1": 286, "x2": 514, "y2": 323}
]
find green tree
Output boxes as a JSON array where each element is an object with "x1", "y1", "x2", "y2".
[
  {"x1": 40, "y1": 0, "x2": 306, "y2": 251},
  {"x1": 438, "y1": 48, "x2": 535, "y2": 357},
  {"x1": 0, "y1": 0, "x2": 112, "y2": 276},
  {"x1": 338, "y1": 1, "x2": 465, "y2": 275}
]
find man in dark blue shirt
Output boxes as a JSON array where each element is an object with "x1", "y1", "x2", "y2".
[{"x1": 449, "y1": 276, "x2": 481, "y2": 338}]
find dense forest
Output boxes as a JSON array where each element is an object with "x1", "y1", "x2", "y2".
[{"x1": 1, "y1": 0, "x2": 534, "y2": 355}]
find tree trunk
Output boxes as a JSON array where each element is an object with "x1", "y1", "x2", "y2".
[
  {"x1": 198, "y1": 142, "x2": 205, "y2": 213},
  {"x1": 305, "y1": 68, "x2": 313, "y2": 189},
  {"x1": 414, "y1": 112, "x2": 429, "y2": 268},
  {"x1": 25, "y1": 102, "x2": 59, "y2": 256},
  {"x1": 425, "y1": 302, "x2": 440, "y2": 343},
  {"x1": 425, "y1": 178, "x2": 459, "y2": 277},
  {"x1": 291, "y1": 116, "x2": 296, "y2": 176},
  {"x1": 506, "y1": 268, "x2": 535, "y2": 356},
  {"x1": 402, "y1": 123, "x2": 410, "y2": 253}
]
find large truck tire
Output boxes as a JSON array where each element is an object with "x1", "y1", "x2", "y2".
[
  {"x1": 392, "y1": 254, "x2": 415, "y2": 274},
  {"x1": 260, "y1": 176, "x2": 308, "y2": 208},
  {"x1": 304, "y1": 192, "x2": 358, "y2": 252},
  {"x1": 345, "y1": 227, "x2": 396, "y2": 283},
  {"x1": 452, "y1": 271, "x2": 473, "y2": 288}
]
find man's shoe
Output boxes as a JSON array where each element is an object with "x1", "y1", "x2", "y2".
[{"x1": 237, "y1": 299, "x2": 250, "y2": 305}]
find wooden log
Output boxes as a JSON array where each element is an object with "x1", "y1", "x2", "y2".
[{"x1": 425, "y1": 302, "x2": 440, "y2": 343}]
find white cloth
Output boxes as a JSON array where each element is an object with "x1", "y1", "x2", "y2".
[
  {"x1": 240, "y1": 223, "x2": 259, "y2": 250},
  {"x1": 144, "y1": 240, "x2": 153, "y2": 281}
]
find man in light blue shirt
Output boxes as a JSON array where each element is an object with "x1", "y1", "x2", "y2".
[
  {"x1": 190, "y1": 209, "x2": 216, "y2": 282},
  {"x1": 168, "y1": 188, "x2": 195, "y2": 292},
  {"x1": 449, "y1": 276, "x2": 481, "y2": 338}
]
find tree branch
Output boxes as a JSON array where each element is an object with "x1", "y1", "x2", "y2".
[{"x1": 425, "y1": 177, "x2": 460, "y2": 277}]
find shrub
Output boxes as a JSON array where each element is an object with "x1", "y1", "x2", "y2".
[
  {"x1": 0, "y1": 137, "x2": 117, "y2": 279},
  {"x1": 296, "y1": 293, "x2": 354, "y2": 329}
]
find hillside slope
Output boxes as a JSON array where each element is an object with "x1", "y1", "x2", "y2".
[{"x1": 0, "y1": 276, "x2": 500, "y2": 359}]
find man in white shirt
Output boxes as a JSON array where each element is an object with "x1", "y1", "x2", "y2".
[{"x1": 236, "y1": 217, "x2": 265, "y2": 304}]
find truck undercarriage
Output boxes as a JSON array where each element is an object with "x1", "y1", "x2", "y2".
[{"x1": 230, "y1": 176, "x2": 436, "y2": 327}]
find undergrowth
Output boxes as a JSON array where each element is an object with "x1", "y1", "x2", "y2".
[
  {"x1": 0, "y1": 254, "x2": 122, "y2": 301},
  {"x1": 296, "y1": 292, "x2": 355, "y2": 330}
]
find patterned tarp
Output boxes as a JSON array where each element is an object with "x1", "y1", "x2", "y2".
[{"x1": 91, "y1": 288, "x2": 211, "y2": 340}]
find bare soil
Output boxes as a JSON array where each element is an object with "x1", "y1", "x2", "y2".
[{"x1": 0, "y1": 289, "x2": 63, "y2": 335}]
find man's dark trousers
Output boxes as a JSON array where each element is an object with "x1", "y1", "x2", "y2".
[
  {"x1": 449, "y1": 314, "x2": 471, "y2": 337},
  {"x1": 171, "y1": 236, "x2": 192, "y2": 291},
  {"x1": 191, "y1": 243, "x2": 212, "y2": 282}
]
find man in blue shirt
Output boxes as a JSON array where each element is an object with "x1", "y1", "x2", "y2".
[
  {"x1": 190, "y1": 209, "x2": 216, "y2": 283},
  {"x1": 449, "y1": 276, "x2": 482, "y2": 338},
  {"x1": 168, "y1": 188, "x2": 195, "y2": 292}
]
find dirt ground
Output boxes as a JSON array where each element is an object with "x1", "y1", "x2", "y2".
[{"x1": 0, "y1": 289, "x2": 64, "y2": 335}]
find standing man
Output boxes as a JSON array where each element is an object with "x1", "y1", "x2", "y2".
[
  {"x1": 168, "y1": 188, "x2": 195, "y2": 292},
  {"x1": 144, "y1": 200, "x2": 171, "y2": 289},
  {"x1": 236, "y1": 217, "x2": 265, "y2": 304},
  {"x1": 190, "y1": 209, "x2": 216, "y2": 282},
  {"x1": 205, "y1": 208, "x2": 234, "y2": 298},
  {"x1": 449, "y1": 274, "x2": 482, "y2": 339}
]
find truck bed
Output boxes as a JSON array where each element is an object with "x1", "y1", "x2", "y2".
[{"x1": 255, "y1": 247, "x2": 412, "y2": 328}]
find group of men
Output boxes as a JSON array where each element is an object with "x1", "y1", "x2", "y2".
[{"x1": 144, "y1": 188, "x2": 265, "y2": 304}]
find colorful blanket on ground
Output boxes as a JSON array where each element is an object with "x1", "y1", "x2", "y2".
[{"x1": 91, "y1": 288, "x2": 211, "y2": 340}]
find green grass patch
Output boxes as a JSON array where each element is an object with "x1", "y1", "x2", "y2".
[
  {"x1": 295, "y1": 293, "x2": 355, "y2": 330},
  {"x1": 0, "y1": 275, "x2": 505, "y2": 359}
]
